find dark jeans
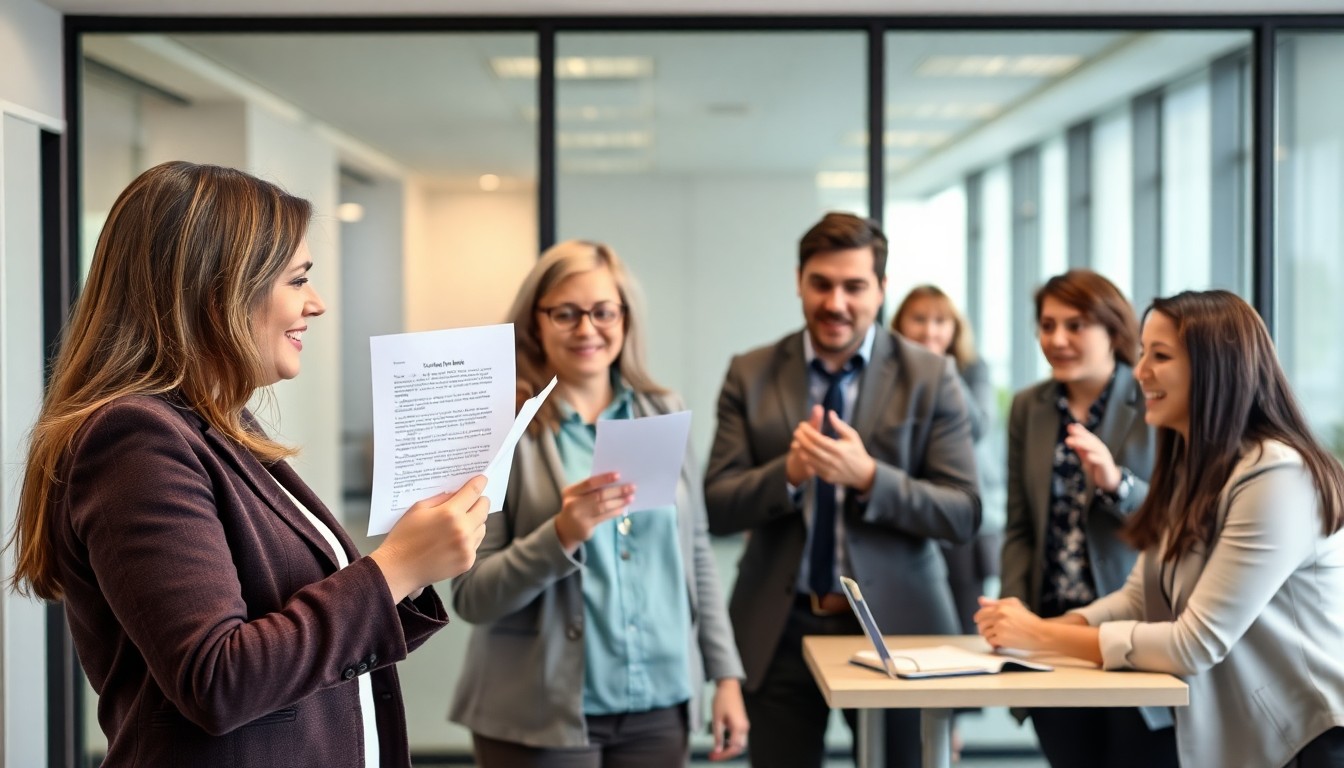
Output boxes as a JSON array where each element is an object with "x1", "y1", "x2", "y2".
[
  {"x1": 1030, "y1": 706, "x2": 1178, "y2": 768},
  {"x1": 472, "y1": 703, "x2": 689, "y2": 768},
  {"x1": 743, "y1": 601, "x2": 921, "y2": 768},
  {"x1": 1300, "y1": 726, "x2": 1344, "y2": 768}
]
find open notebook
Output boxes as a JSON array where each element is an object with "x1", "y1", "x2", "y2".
[{"x1": 840, "y1": 576, "x2": 1053, "y2": 680}]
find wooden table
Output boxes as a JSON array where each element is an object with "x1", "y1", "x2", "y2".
[{"x1": 802, "y1": 635, "x2": 1188, "y2": 768}]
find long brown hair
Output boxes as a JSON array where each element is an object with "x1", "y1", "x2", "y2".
[
  {"x1": 1125, "y1": 290, "x2": 1344, "y2": 558},
  {"x1": 1035, "y1": 269, "x2": 1139, "y2": 368},
  {"x1": 9, "y1": 161, "x2": 312, "y2": 600},
  {"x1": 891, "y1": 284, "x2": 980, "y2": 372},
  {"x1": 504, "y1": 239, "x2": 666, "y2": 432}
]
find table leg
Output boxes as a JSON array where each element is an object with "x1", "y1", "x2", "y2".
[
  {"x1": 920, "y1": 708, "x2": 953, "y2": 768},
  {"x1": 857, "y1": 708, "x2": 886, "y2": 768}
]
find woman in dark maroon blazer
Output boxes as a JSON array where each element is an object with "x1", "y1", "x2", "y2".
[{"x1": 7, "y1": 161, "x2": 489, "y2": 767}]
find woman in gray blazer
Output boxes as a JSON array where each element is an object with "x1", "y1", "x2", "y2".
[
  {"x1": 999, "y1": 269, "x2": 1177, "y2": 767},
  {"x1": 450, "y1": 240, "x2": 748, "y2": 767},
  {"x1": 978, "y1": 290, "x2": 1344, "y2": 768}
]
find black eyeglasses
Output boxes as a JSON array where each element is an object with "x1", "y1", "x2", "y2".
[{"x1": 536, "y1": 301, "x2": 626, "y2": 330}]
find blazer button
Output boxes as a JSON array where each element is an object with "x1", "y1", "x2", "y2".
[
  {"x1": 357, "y1": 662, "x2": 370, "y2": 674},
  {"x1": 342, "y1": 667, "x2": 357, "y2": 680},
  {"x1": 566, "y1": 624, "x2": 583, "y2": 640},
  {"x1": 367, "y1": 653, "x2": 378, "y2": 666}
]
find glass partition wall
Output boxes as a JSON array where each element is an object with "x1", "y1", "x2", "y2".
[{"x1": 65, "y1": 16, "x2": 1308, "y2": 766}]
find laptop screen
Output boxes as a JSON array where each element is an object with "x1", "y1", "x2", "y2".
[{"x1": 839, "y1": 576, "x2": 897, "y2": 678}]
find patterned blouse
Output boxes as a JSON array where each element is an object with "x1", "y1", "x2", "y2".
[{"x1": 1039, "y1": 375, "x2": 1116, "y2": 618}]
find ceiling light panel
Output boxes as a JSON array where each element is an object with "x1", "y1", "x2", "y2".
[
  {"x1": 887, "y1": 102, "x2": 1002, "y2": 120},
  {"x1": 845, "y1": 130, "x2": 951, "y2": 148},
  {"x1": 557, "y1": 130, "x2": 653, "y2": 150},
  {"x1": 490, "y1": 56, "x2": 654, "y2": 80},
  {"x1": 915, "y1": 55, "x2": 1082, "y2": 78}
]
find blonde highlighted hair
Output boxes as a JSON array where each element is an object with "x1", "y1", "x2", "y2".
[
  {"x1": 9, "y1": 161, "x2": 311, "y2": 600},
  {"x1": 891, "y1": 284, "x2": 980, "y2": 372},
  {"x1": 505, "y1": 240, "x2": 665, "y2": 431}
]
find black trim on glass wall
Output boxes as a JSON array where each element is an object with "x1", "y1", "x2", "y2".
[
  {"x1": 538, "y1": 24, "x2": 556, "y2": 251},
  {"x1": 1131, "y1": 88, "x2": 1163, "y2": 312},
  {"x1": 867, "y1": 23, "x2": 884, "y2": 227},
  {"x1": 52, "y1": 13, "x2": 1344, "y2": 767},
  {"x1": 1065, "y1": 120, "x2": 1093, "y2": 270},
  {"x1": 42, "y1": 126, "x2": 85, "y2": 768},
  {"x1": 1252, "y1": 23, "x2": 1277, "y2": 335}
]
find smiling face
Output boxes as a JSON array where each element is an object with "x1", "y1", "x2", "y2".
[
  {"x1": 798, "y1": 246, "x2": 886, "y2": 369},
  {"x1": 536, "y1": 266, "x2": 626, "y2": 386},
  {"x1": 1134, "y1": 309, "x2": 1191, "y2": 440},
  {"x1": 251, "y1": 240, "x2": 324, "y2": 386},
  {"x1": 897, "y1": 295, "x2": 956, "y2": 356},
  {"x1": 1038, "y1": 295, "x2": 1116, "y2": 390}
]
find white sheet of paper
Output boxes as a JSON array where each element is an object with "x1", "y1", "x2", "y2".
[
  {"x1": 481, "y1": 376, "x2": 557, "y2": 512},
  {"x1": 368, "y1": 323, "x2": 514, "y2": 536},
  {"x1": 590, "y1": 411, "x2": 692, "y2": 512}
]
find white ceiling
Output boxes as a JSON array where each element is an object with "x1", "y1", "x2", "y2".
[{"x1": 82, "y1": 26, "x2": 1252, "y2": 194}]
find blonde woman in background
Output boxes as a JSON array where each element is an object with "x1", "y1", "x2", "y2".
[
  {"x1": 891, "y1": 284, "x2": 997, "y2": 632},
  {"x1": 450, "y1": 240, "x2": 748, "y2": 767}
]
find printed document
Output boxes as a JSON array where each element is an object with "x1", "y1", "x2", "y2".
[
  {"x1": 590, "y1": 410, "x2": 692, "y2": 512},
  {"x1": 369, "y1": 323, "x2": 526, "y2": 535}
]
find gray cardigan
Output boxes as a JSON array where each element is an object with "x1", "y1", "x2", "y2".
[
  {"x1": 449, "y1": 389, "x2": 744, "y2": 748},
  {"x1": 1075, "y1": 440, "x2": 1344, "y2": 768}
]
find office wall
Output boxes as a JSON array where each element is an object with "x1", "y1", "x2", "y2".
[
  {"x1": 560, "y1": 172, "x2": 818, "y2": 462},
  {"x1": 340, "y1": 174, "x2": 406, "y2": 493},
  {"x1": 0, "y1": 2, "x2": 62, "y2": 765},
  {"x1": 245, "y1": 105, "x2": 344, "y2": 511},
  {"x1": 402, "y1": 181, "x2": 538, "y2": 333}
]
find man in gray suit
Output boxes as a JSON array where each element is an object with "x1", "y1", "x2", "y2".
[{"x1": 705, "y1": 212, "x2": 981, "y2": 768}]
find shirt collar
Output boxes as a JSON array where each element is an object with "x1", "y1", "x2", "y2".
[
  {"x1": 555, "y1": 373, "x2": 633, "y2": 426},
  {"x1": 802, "y1": 324, "x2": 876, "y2": 372}
]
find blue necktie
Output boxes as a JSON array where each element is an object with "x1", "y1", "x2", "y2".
[{"x1": 808, "y1": 357, "x2": 856, "y2": 596}]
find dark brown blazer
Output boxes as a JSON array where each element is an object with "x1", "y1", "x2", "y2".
[{"x1": 52, "y1": 394, "x2": 449, "y2": 767}]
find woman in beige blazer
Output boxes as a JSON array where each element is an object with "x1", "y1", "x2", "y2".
[
  {"x1": 978, "y1": 290, "x2": 1344, "y2": 768},
  {"x1": 999, "y1": 269, "x2": 1177, "y2": 767},
  {"x1": 450, "y1": 240, "x2": 748, "y2": 767}
]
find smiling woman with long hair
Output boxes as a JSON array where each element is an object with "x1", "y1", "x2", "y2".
[
  {"x1": 977, "y1": 290, "x2": 1344, "y2": 768},
  {"x1": 7, "y1": 161, "x2": 489, "y2": 767}
]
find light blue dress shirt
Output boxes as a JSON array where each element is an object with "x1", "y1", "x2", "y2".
[{"x1": 554, "y1": 383, "x2": 693, "y2": 716}]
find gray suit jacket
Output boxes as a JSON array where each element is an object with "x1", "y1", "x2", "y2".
[
  {"x1": 704, "y1": 329, "x2": 981, "y2": 690},
  {"x1": 1076, "y1": 440, "x2": 1344, "y2": 768},
  {"x1": 1000, "y1": 365, "x2": 1154, "y2": 614},
  {"x1": 449, "y1": 389, "x2": 744, "y2": 748}
]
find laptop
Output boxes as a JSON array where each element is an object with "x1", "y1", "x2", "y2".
[{"x1": 839, "y1": 576, "x2": 1052, "y2": 679}]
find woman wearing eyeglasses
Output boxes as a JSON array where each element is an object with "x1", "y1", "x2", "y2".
[
  {"x1": 450, "y1": 240, "x2": 749, "y2": 767},
  {"x1": 999, "y1": 269, "x2": 1177, "y2": 767}
]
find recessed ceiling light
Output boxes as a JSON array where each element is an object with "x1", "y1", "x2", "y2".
[
  {"x1": 915, "y1": 54, "x2": 1082, "y2": 78},
  {"x1": 490, "y1": 56, "x2": 654, "y2": 80},
  {"x1": 336, "y1": 202, "x2": 364, "y2": 223}
]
